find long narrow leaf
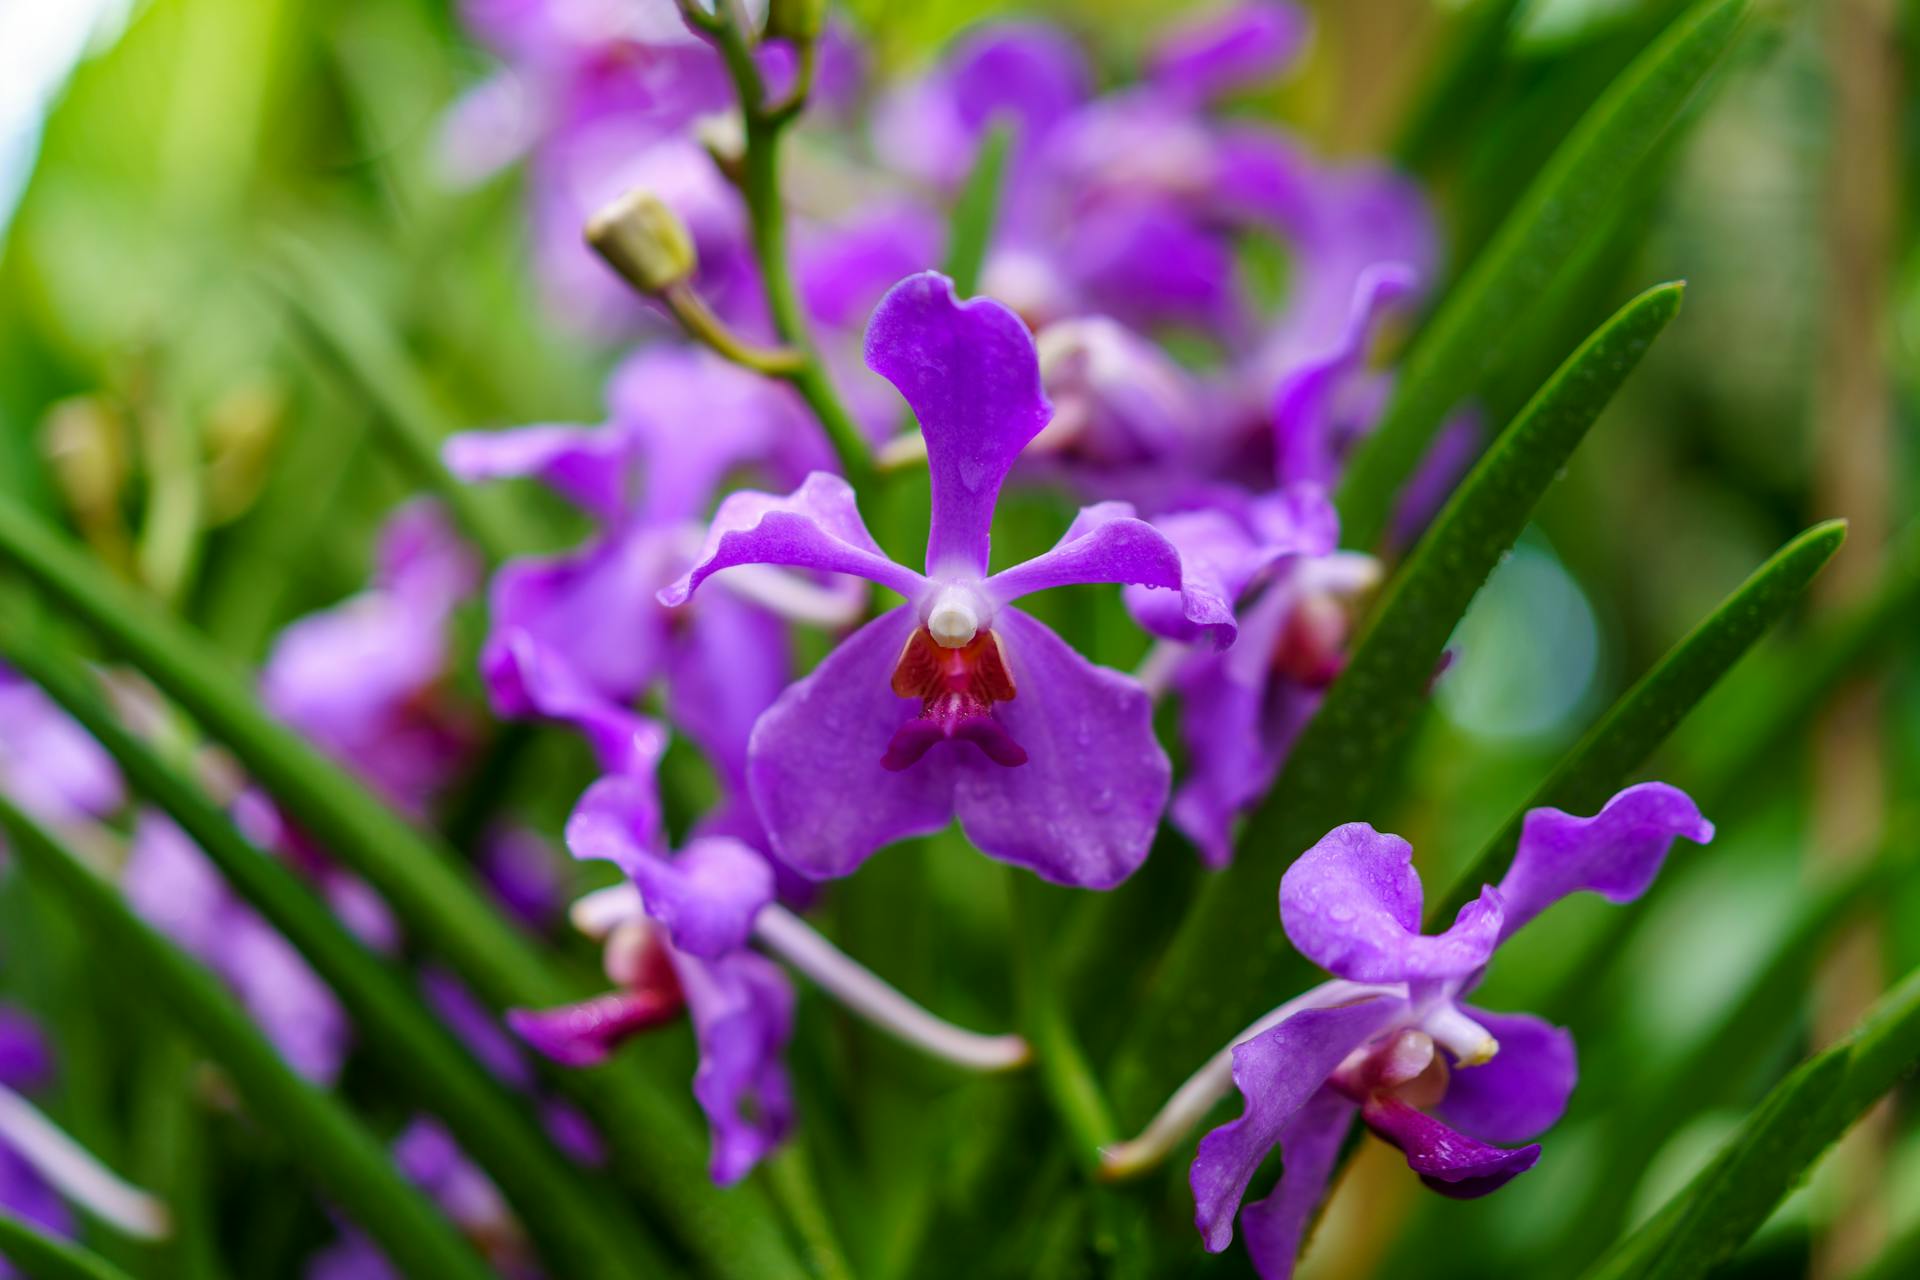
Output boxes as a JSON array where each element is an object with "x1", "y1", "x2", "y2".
[
  {"x1": 261, "y1": 235, "x2": 528, "y2": 564},
  {"x1": 0, "y1": 798, "x2": 495, "y2": 1280},
  {"x1": 1585, "y1": 962, "x2": 1920, "y2": 1279},
  {"x1": 0, "y1": 636, "x2": 663, "y2": 1280},
  {"x1": 1115, "y1": 283, "x2": 1683, "y2": 1113},
  {"x1": 1429, "y1": 518, "x2": 1847, "y2": 924},
  {"x1": 0, "y1": 1213, "x2": 138, "y2": 1280},
  {"x1": 0, "y1": 497, "x2": 803, "y2": 1279},
  {"x1": 1338, "y1": 0, "x2": 1751, "y2": 546}
]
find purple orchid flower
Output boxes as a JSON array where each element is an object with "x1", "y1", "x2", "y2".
[
  {"x1": 1148, "y1": 2, "x2": 1311, "y2": 104},
  {"x1": 0, "y1": 665, "x2": 123, "y2": 829},
  {"x1": 871, "y1": 23, "x2": 1092, "y2": 193},
  {"x1": 662, "y1": 272, "x2": 1229, "y2": 888},
  {"x1": 440, "y1": 0, "x2": 758, "y2": 332},
  {"x1": 507, "y1": 773, "x2": 793, "y2": 1185},
  {"x1": 123, "y1": 811, "x2": 351, "y2": 1083},
  {"x1": 446, "y1": 345, "x2": 855, "y2": 788},
  {"x1": 261, "y1": 500, "x2": 481, "y2": 817},
  {"x1": 0, "y1": 1010, "x2": 69, "y2": 1267},
  {"x1": 1188, "y1": 783, "x2": 1714, "y2": 1278},
  {"x1": 1123, "y1": 487, "x2": 1376, "y2": 866}
]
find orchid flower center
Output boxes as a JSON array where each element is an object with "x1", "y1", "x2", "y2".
[{"x1": 883, "y1": 618, "x2": 1028, "y2": 772}]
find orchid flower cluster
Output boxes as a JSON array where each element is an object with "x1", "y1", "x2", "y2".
[{"x1": 0, "y1": 3, "x2": 1737, "y2": 1278}]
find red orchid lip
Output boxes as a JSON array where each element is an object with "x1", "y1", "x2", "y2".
[{"x1": 881, "y1": 627, "x2": 1029, "y2": 770}]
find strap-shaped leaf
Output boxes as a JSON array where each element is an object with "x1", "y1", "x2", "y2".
[
  {"x1": 942, "y1": 123, "x2": 1012, "y2": 297},
  {"x1": 1682, "y1": 517, "x2": 1920, "y2": 805},
  {"x1": 0, "y1": 636, "x2": 663, "y2": 1280},
  {"x1": 1543, "y1": 855, "x2": 1887, "y2": 1265},
  {"x1": 1114, "y1": 283, "x2": 1683, "y2": 1113},
  {"x1": 0, "y1": 797, "x2": 495, "y2": 1280},
  {"x1": 1338, "y1": 0, "x2": 1751, "y2": 547},
  {"x1": 0, "y1": 497, "x2": 803, "y2": 1280},
  {"x1": 0, "y1": 1212, "x2": 138, "y2": 1280},
  {"x1": 1428, "y1": 518, "x2": 1846, "y2": 924},
  {"x1": 1585, "y1": 961, "x2": 1920, "y2": 1279}
]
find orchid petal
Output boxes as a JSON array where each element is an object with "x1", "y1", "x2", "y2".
[
  {"x1": 1238, "y1": 1088, "x2": 1357, "y2": 1280},
  {"x1": 953, "y1": 609, "x2": 1168, "y2": 888},
  {"x1": 1360, "y1": 1096, "x2": 1539, "y2": 1199},
  {"x1": 746, "y1": 607, "x2": 958, "y2": 879},
  {"x1": 1149, "y1": 2, "x2": 1311, "y2": 103},
  {"x1": 865, "y1": 272, "x2": 1052, "y2": 578},
  {"x1": 675, "y1": 949, "x2": 796, "y2": 1185},
  {"x1": 1494, "y1": 782, "x2": 1714, "y2": 943},
  {"x1": 659, "y1": 472, "x2": 926, "y2": 606},
  {"x1": 1281, "y1": 823, "x2": 1503, "y2": 983},
  {"x1": 1436, "y1": 1008, "x2": 1577, "y2": 1145},
  {"x1": 1192, "y1": 995, "x2": 1404, "y2": 1253}
]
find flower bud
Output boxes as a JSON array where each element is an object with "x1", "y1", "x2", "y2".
[
  {"x1": 40, "y1": 395, "x2": 128, "y2": 525},
  {"x1": 766, "y1": 0, "x2": 825, "y2": 42},
  {"x1": 585, "y1": 191, "x2": 697, "y2": 294}
]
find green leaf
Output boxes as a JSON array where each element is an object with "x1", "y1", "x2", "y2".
[
  {"x1": 1542, "y1": 855, "x2": 1887, "y2": 1265},
  {"x1": 1393, "y1": 0, "x2": 1527, "y2": 171},
  {"x1": 0, "y1": 496, "x2": 804, "y2": 1280},
  {"x1": 0, "y1": 798, "x2": 496, "y2": 1280},
  {"x1": 941, "y1": 123, "x2": 1012, "y2": 297},
  {"x1": 1114, "y1": 283, "x2": 1684, "y2": 1115},
  {"x1": 1682, "y1": 516, "x2": 1920, "y2": 806},
  {"x1": 1428, "y1": 518, "x2": 1847, "y2": 925},
  {"x1": 0, "y1": 1212, "x2": 139, "y2": 1280},
  {"x1": 1338, "y1": 0, "x2": 1752, "y2": 547},
  {"x1": 260, "y1": 235, "x2": 529, "y2": 564},
  {"x1": 1586, "y1": 961, "x2": 1920, "y2": 1280},
  {"x1": 0, "y1": 636, "x2": 664, "y2": 1280}
]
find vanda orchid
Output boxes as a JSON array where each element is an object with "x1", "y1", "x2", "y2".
[
  {"x1": 0, "y1": 0, "x2": 1893, "y2": 1277},
  {"x1": 1098, "y1": 783, "x2": 1714, "y2": 1277},
  {"x1": 664, "y1": 271, "x2": 1227, "y2": 888}
]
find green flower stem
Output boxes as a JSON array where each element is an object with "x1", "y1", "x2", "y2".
[
  {"x1": 0, "y1": 496, "x2": 804, "y2": 1280},
  {"x1": 701, "y1": 8, "x2": 874, "y2": 495},
  {"x1": 0, "y1": 797, "x2": 496, "y2": 1280},
  {"x1": 1007, "y1": 873, "x2": 1119, "y2": 1174},
  {"x1": 942, "y1": 124, "x2": 1012, "y2": 297},
  {"x1": 0, "y1": 634, "x2": 664, "y2": 1280},
  {"x1": 0, "y1": 1212, "x2": 139, "y2": 1280},
  {"x1": 663, "y1": 282, "x2": 806, "y2": 375}
]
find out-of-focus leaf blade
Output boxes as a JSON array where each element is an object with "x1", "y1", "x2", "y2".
[
  {"x1": 1114, "y1": 283, "x2": 1684, "y2": 1113},
  {"x1": 1682, "y1": 517, "x2": 1920, "y2": 806},
  {"x1": 1394, "y1": 0, "x2": 1526, "y2": 171},
  {"x1": 1339, "y1": 0, "x2": 1751, "y2": 546},
  {"x1": 0, "y1": 496, "x2": 804, "y2": 1280},
  {"x1": 0, "y1": 637, "x2": 663, "y2": 1280},
  {"x1": 942, "y1": 123, "x2": 1011, "y2": 297},
  {"x1": 1429, "y1": 518, "x2": 1847, "y2": 924},
  {"x1": 0, "y1": 1212, "x2": 139, "y2": 1280},
  {"x1": 260, "y1": 235, "x2": 528, "y2": 564},
  {"x1": 1585, "y1": 962, "x2": 1920, "y2": 1280},
  {"x1": 0, "y1": 797, "x2": 495, "y2": 1280}
]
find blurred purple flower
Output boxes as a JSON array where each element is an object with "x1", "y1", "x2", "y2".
[
  {"x1": 446, "y1": 346, "x2": 853, "y2": 789},
  {"x1": 509, "y1": 773, "x2": 793, "y2": 1185},
  {"x1": 0, "y1": 666, "x2": 122, "y2": 828},
  {"x1": 1124, "y1": 488, "x2": 1373, "y2": 866},
  {"x1": 663, "y1": 272, "x2": 1228, "y2": 888},
  {"x1": 0, "y1": 1009, "x2": 68, "y2": 1272},
  {"x1": 1148, "y1": 2, "x2": 1311, "y2": 104},
  {"x1": 261, "y1": 500, "x2": 481, "y2": 817},
  {"x1": 1191, "y1": 783, "x2": 1714, "y2": 1277},
  {"x1": 123, "y1": 811, "x2": 351, "y2": 1083}
]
